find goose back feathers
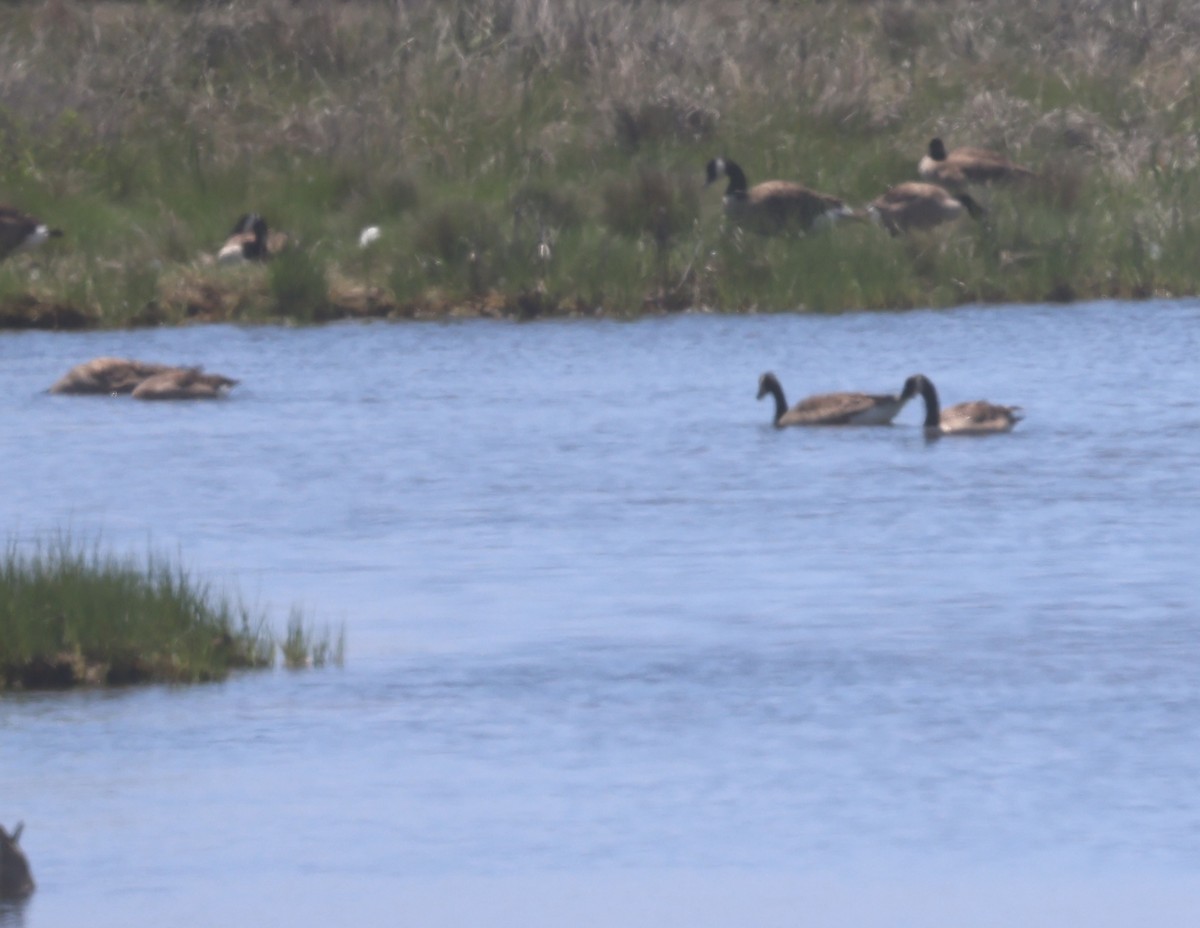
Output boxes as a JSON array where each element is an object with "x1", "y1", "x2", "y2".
[
  {"x1": 706, "y1": 158, "x2": 856, "y2": 235},
  {"x1": 49, "y1": 357, "x2": 237, "y2": 399},
  {"x1": 757, "y1": 371, "x2": 921, "y2": 427},
  {"x1": 918, "y1": 137, "x2": 1036, "y2": 190},
  {"x1": 868, "y1": 182, "x2": 985, "y2": 235}
]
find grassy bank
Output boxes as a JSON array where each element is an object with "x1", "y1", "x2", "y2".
[
  {"x1": 2, "y1": 0, "x2": 1200, "y2": 326},
  {"x1": 0, "y1": 538, "x2": 343, "y2": 689}
]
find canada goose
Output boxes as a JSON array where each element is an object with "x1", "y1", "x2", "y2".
[
  {"x1": 48, "y1": 357, "x2": 177, "y2": 395},
  {"x1": 868, "y1": 182, "x2": 986, "y2": 235},
  {"x1": 908, "y1": 373, "x2": 1023, "y2": 435},
  {"x1": 918, "y1": 137, "x2": 1036, "y2": 191},
  {"x1": 0, "y1": 822, "x2": 34, "y2": 900},
  {"x1": 217, "y1": 213, "x2": 287, "y2": 263},
  {"x1": 757, "y1": 371, "x2": 922, "y2": 427},
  {"x1": 706, "y1": 157, "x2": 857, "y2": 234},
  {"x1": 0, "y1": 205, "x2": 63, "y2": 261},
  {"x1": 130, "y1": 367, "x2": 238, "y2": 400}
]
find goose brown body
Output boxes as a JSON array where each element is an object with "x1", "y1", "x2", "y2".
[
  {"x1": 757, "y1": 371, "x2": 921, "y2": 427},
  {"x1": 0, "y1": 205, "x2": 63, "y2": 261},
  {"x1": 131, "y1": 367, "x2": 238, "y2": 400},
  {"x1": 868, "y1": 182, "x2": 985, "y2": 235},
  {"x1": 918, "y1": 137, "x2": 1036, "y2": 191},
  {"x1": 706, "y1": 158, "x2": 855, "y2": 235},
  {"x1": 909, "y1": 373, "x2": 1022, "y2": 435},
  {"x1": 49, "y1": 357, "x2": 176, "y2": 395}
]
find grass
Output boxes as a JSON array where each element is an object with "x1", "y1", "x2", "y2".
[
  {"x1": 2, "y1": 0, "x2": 1200, "y2": 327},
  {"x1": 0, "y1": 536, "x2": 344, "y2": 690}
]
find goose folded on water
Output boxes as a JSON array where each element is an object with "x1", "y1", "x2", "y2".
[
  {"x1": 48, "y1": 357, "x2": 177, "y2": 395},
  {"x1": 918, "y1": 137, "x2": 1036, "y2": 191},
  {"x1": 907, "y1": 373, "x2": 1022, "y2": 435},
  {"x1": 1, "y1": 822, "x2": 35, "y2": 900},
  {"x1": 757, "y1": 371, "x2": 922, "y2": 427},
  {"x1": 0, "y1": 205, "x2": 63, "y2": 261},
  {"x1": 867, "y1": 181, "x2": 985, "y2": 235},
  {"x1": 130, "y1": 367, "x2": 238, "y2": 401},
  {"x1": 706, "y1": 157, "x2": 858, "y2": 235}
]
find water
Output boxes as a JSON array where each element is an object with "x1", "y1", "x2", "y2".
[{"x1": 3, "y1": 301, "x2": 1200, "y2": 926}]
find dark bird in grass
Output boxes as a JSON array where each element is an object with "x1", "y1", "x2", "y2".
[
  {"x1": 0, "y1": 205, "x2": 63, "y2": 261},
  {"x1": 918, "y1": 137, "x2": 1036, "y2": 191},
  {"x1": 217, "y1": 213, "x2": 287, "y2": 263},
  {"x1": 757, "y1": 371, "x2": 923, "y2": 427},
  {"x1": 705, "y1": 157, "x2": 858, "y2": 235}
]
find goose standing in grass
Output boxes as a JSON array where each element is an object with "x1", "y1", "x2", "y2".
[
  {"x1": 706, "y1": 157, "x2": 857, "y2": 235},
  {"x1": 0, "y1": 205, "x2": 63, "y2": 262},
  {"x1": 867, "y1": 182, "x2": 986, "y2": 235},
  {"x1": 918, "y1": 137, "x2": 1036, "y2": 191},
  {"x1": 49, "y1": 357, "x2": 177, "y2": 395},
  {"x1": 130, "y1": 367, "x2": 238, "y2": 401},
  {"x1": 907, "y1": 373, "x2": 1023, "y2": 435},
  {"x1": 217, "y1": 213, "x2": 286, "y2": 263},
  {"x1": 757, "y1": 371, "x2": 922, "y2": 427}
]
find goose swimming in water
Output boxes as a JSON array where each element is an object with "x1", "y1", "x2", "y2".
[
  {"x1": 706, "y1": 158, "x2": 858, "y2": 235},
  {"x1": 757, "y1": 371, "x2": 922, "y2": 427},
  {"x1": 0, "y1": 206, "x2": 63, "y2": 262},
  {"x1": 130, "y1": 367, "x2": 238, "y2": 400},
  {"x1": 908, "y1": 373, "x2": 1023, "y2": 435},
  {"x1": 918, "y1": 137, "x2": 1036, "y2": 191}
]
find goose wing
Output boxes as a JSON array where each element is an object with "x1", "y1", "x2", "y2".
[
  {"x1": 939, "y1": 400, "x2": 1023, "y2": 434},
  {"x1": 49, "y1": 358, "x2": 175, "y2": 394},
  {"x1": 780, "y1": 391, "x2": 899, "y2": 426}
]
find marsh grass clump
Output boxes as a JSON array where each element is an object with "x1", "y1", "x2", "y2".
[
  {"x1": 0, "y1": 537, "x2": 338, "y2": 690},
  {"x1": 4, "y1": 0, "x2": 1200, "y2": 322}
]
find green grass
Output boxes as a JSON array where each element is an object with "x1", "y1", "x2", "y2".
[
  {"x1": 2, "y1": 0, "x2": 1200, "y2": 326},
  {"x1": 0, "y1": 537, "x2": 343, "y2": 689}
]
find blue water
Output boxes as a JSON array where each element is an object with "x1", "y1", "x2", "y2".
[{"x1": 2, "y1": 301, "x2": 1200, "y2": 926}]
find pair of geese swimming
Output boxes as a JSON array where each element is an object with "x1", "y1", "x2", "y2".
[
  {"x1": 47, "y1": 357, "x2": 237, "y2": 400},
  {"x1": 758, "y1": 371, "x2": 1022, "y2": 435},
  {"x1": 707, "y1": 137, "x2": 1036, "y2": 235}
]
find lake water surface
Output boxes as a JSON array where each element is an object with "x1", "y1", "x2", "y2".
[{"x1": 2, "y1": 301, "x2": 1200, "y2": 926}]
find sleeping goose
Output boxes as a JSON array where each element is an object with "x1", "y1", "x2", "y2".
[
  {"x1": 706, "y1": 158, "x2": 857, "y2": 235},
  {"x1": 0, "y1": 205, "x2": 63, "y2": 261},
  {"x1": 130, "y1": 367, "x2": 238, "y2": 400},
  {"x1": 757, "y1": 371, "x2": 922, "y2": 427},
  {"x1": 867, "y1": 182, "x2": 985, "y2": 235},
  {"x1": 908, "y1": 373, "x2": 1022, "y2": 435},
  {"x1": 48, "y1": 357, "x2": 177, "y2": 395},
  {"x1": 918, "y1": 137, "x2": 1036, "y2": 191}
]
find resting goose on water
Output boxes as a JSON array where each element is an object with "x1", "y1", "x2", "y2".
[
  {"x1": 867, "y1": 182, "x2": 985, "y2": 235},
  {"x1": 706, "y1": 157, "x2": 857, "y2": 235},
  {"x1": 0, "y1": 205, "x2": 63, "y2": 261},
  {"x1": 49, "y1": 357, "x2": 177, "y2": 395},
  {"x1": 918, "y1": 137, "x2": 1036, "y2": 191},
  {"x1": 49, "y1": 357, "x2": 237, "y2": 399},
  {"x1": 757, "y1": 371, "x2": 922, "y2": 427},
  {"x1": 907, "y1": 373, "x2": 1022, "y2": 435},
  {"x1": 131, "y1": 367, "x2": 238, "y2": 401}
]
